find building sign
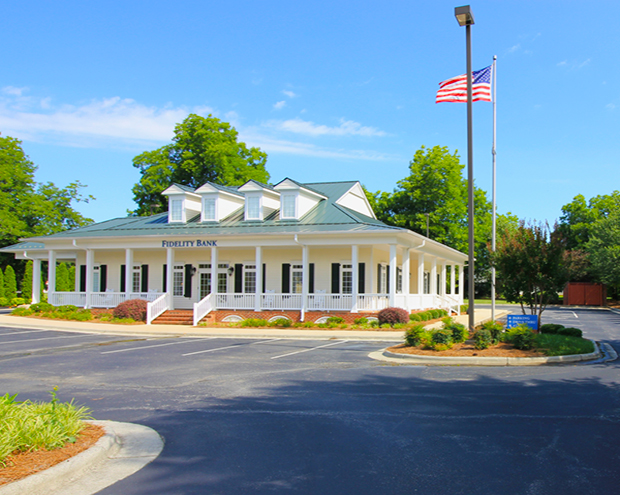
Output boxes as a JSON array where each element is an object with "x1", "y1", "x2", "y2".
[
  {"x1": 161, "y1": 240, "x2": 217, "y2": 248},
  {"x1": 506, "y1": 314, "x2": 538, "y2": 331}
]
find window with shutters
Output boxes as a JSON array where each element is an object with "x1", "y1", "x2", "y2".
[
  {"x1": 378, "y1": 264, "x2": 387, "y2": 294},
  {"x1": 423, "y1": 272, "x2": 430, "y2": 294},
  {"x1": 291, "y1": 264, "x2": 303, "y2": 294},
  {"x1": 92, "y1": 265, "x2": 100, "y2": 292},
  {"x1": 341, "y1": 264, "x2": 353, "y2": 294},
  {"x1": 396, "y1": 267, "x2": 403, "y2": 294},
  {"x1": 132, "y1": 265, "x2": 141, "y2": 293},
  {"x1": 218, "y1": 264, "x2": 228, "y2": 293},
  {"x1": 244, "y1": 264, "x2": 256, "y2": 293},
  {"x1": 173, "y1": 265, "x2": 184, "y2": 296}
]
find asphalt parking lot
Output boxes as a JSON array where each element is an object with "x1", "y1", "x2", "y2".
[{"x1": 2, "y1": 306, "x2": 620, "y2": 494}]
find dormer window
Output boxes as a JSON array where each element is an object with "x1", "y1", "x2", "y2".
[
  {"x1": 203, "y1": 197, "x2": 216, "y2": 221},
  {"x1": 246, "y1": 196, "x2": 261, "y2": 220},
  {"x1": 281, "y1": 194, "x2": 297, "y2": 219},
  {"x1": 170, "y1": 199, "x2": 183, "y2": 222}
]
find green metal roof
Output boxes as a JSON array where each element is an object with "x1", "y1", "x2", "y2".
[{"x1": 22, "y1": 180, "x2": 404, "y2": 240}]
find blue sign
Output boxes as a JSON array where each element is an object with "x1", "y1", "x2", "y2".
[{"x1": 506, "y1": 314, "x2": 538, "y2": 331}]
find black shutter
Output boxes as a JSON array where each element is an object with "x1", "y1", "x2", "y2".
[
  {"x1": 282, "y1": 264, "x2": 290, "y2": 293},
  {"x1": 387, "y1": 266, "x2": 391, "y2": 294},
  {"x1": 309, "y1": 263, "x2": 315, "y2": 293},
  {"x1": 262, "y1": 264, "x2": 266, "y2": 293},
  {"x1": 141, "y1": 265, "x2": 149, "y2": 292},
  {"x1": 331, "y1": 263, "x2": 340, "y2": 294},
  {"x1": 100, "y1": 265, "x2": 107, "y2": 292},
  {"x1": 358, "y1": 263, "x2": 365, "y2": 294},
  {"x1": 120, "y1": 265, "x2": 126, "y2": 292},
  {"x1": 184, "y1": 264, "x2": 193, "y2": 298},
  {"x1": 234, "y1": 264, "x2": 243, "y2": 293},
  {"x1": 163, "y1": 264, "x2": 167, "y2": 292},
  {"x1": 79, "y1": 265, "x2": 86, "y2": 292},
  {"x1": 377, "y1": 264, "x2": 381, "y2": 293}
]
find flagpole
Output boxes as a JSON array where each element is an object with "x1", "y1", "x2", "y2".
[{"x1": 491, "y1": 55, "x2": 497, "y2": 322}]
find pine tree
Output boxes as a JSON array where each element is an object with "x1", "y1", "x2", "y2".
[
  {"x1": 0, "y1": 268, "x2": 4, "y2": 299},
  {"x1": 68, "y1": 265, "x2": 76, "y2": 291},
  {"x1": 22, "y1": 260, "x2": 33, "y2": 302},
  {"x1": 56, "y1": 262, "x2": 70, "y2": 292},
  {"x1": 4, "y1": 265, "x2": 17, "y2": 301}
]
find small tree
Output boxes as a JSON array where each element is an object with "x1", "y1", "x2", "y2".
[
  {"x1": 587, "y1": 211, "x2": 620, "y2": 298},
  {"x1": 4, "y1": 265, "x2": 17, "y2": 301},
  {"x1": 68, "y1": 264, "x2": 76, "y2": 291},
  {"x1": 21, "y1": 260, "x2": 33, "y2": 302},
  {"x1": 0, "y1": 268, "x2": 4, "y2": 299},
  {"x1": 493, "y1": 222, "x2": 567, "y2": 326},
  {"x1": 56, "y1": 262, "x2": 71, "y2": 292}
]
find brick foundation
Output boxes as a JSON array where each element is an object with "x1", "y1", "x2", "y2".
[{"x1": 207, "y1": 310, "x2": 386, "y2": 324}]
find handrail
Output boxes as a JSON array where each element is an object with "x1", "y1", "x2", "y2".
[
  {"x1": 193, "y1": 293, "x2": 214, "y2": 326},
  {"x1": 146, "y1": 293, "x2": 170, "y2": 325}
]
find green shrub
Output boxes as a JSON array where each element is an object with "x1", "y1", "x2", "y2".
[
  {"x1": 431, "y1": 329, "x2": 453, "y2": 346},
  {"x1": 378, "y1": 307, "x2": 409, "y2": 326},
  {"x1": 404, "y1": 324, "x2": 425, "y2": 346},
  {"x1": 539, "y1": 323, "x2": 564, "y2": 334},
  {"x1": 0, "y1": 297, "x2": 8, "y2": 307},
  {"x1": 302, "y1": 321, "x2": 314, "y2": 328},
  {"x1": 460, "y1": 304, "x2": 469, "y2": 315},
  {"x1": 327, "y1": 316, "x2": 345, "y2": 324},
  {"x1": 4, "y1": 266, "x2": 17, "y2": 301},
  {"x1": 354, "y1": 317, "x2": 368, "y2": 325},
  {"x1": 241, "y1": 318, "x2": 268, "y2": 327},
  {"x1": 57, "y1": 305, "x2": 78, "y2": 314},
  {"x1": 506, "y1": 325, "x2": 536, "y2": 350},
  {"x1": 10, "y1": 297, "x2": 25, "y2": 307},
  {"x1": 270, "y1": 318, "x2": 291, "y2": 327},
  {"x1": 417, "y1": 311, "x2": 432, "y2": 321},
  {"x1": 67, "y1": 310, "x2": 92, "y2": 321},
  {"x1": 409, "y1": 313, "x2": 422, "y2": 322},
  {"x1": 534, "y1": 333, "x2": 594, "y2": 356},
  {"x1": 113, "y1": 299, "x2": 147, "y2": 322},
  {"x1": 474, "y1": 329, "x2": 492, "y2": 350},
  {"x1": 558, "y1": 327, "x2": 583, "y2": 338},
  {"x1": 30, "y1": 302, "x2": 54, "y2": 313},
  {"x1": 481, "y1": 320, "x2": 504, "y2": 344},
  {"x1": 11, "y1": 307, "x2": 33, "y2": 316},
  {"x1": 369, "y1": 320, "x2": 379, "y2": 328}
]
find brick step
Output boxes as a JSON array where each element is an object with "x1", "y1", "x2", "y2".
[{"x1": 153, "y1": 310, "x2": 194, "y2": 325}]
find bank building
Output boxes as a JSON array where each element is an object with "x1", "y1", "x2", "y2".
[{"x1": 2, "y1": 178, "x2": 467, "y2": 325}]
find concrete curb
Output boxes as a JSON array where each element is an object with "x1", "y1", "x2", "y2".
[
  {"x1": 369, "y1": 339, "x2": 603, "y2": 366},
  {"x1": 0, "y1": 421, "x2": 163, "y2": 495}
]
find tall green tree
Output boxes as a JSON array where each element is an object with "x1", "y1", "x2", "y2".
[
  {"x1": 367, "y1": 145, "x2": 496, "y2": 296},
  {"x1": 68, "y1": 264, "x2": 76, "y2": 291},
  {"x1": 56, "y1": 262, "x2": 71, "y2": 292},
  {"x1": 4, "y1": 265, "x2": 17, "y2": 301},
  {"x1": 132, "y1": 114, "x2": 269, "y2": 216},
  {"x1": 0, "y1": 268, "x2": 4, "y2": 299},
  {"x1": 586, "y1": 211, "x2": 620, "y2": 298},
  {"x1": 21, "y1": 260, "x2": 33, "y2": 302},
  {"x1": 493, "y1": 222, "x2": 568, "y2": 324}
]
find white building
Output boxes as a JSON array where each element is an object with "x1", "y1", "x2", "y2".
[{"x1": 2, "y1": 178, "x2": 467, "y2": 325}]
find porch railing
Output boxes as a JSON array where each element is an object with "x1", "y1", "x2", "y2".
[
  {"x1": 193, "y1": 293, "x2": 214, "y2": 326},
  {"x1": 48, "y1": 292, "x2": 87, "y2": 307},
  {"x1": 147, "y1": 293, "x2": 171, "y2": 325}
]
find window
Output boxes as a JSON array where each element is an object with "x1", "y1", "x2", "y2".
[
  {"x1": 397, "y1": 267, "x2": 403, "y2": 294},
  {"x1": 246, "y1": 196, "x2": 260, "y2": 220},
  {"x1": 173, "y1": 265, "x2": 184, "y2": 296},
  {"x1": 218, "y1": 264, "x2": 228, "y2": 293},
  {"x1": 341, "y1": 264, "x2": 353, "y2": 294},
  {"x1": 423, "y1": 272, "x2": 430, "y2": 295},
  {"x1": 92, "y1": 265, "x2": 100, "y2": 292},
  {"x1": 203, "y1": 198, "x2": 216, "y2": 221},
  {"x1": 132, "y1": 265, "x2": 141, "y2": 293},
  {"x1": 291, "y1": 264, "x2": 303, "y2": 294},
  {"x1": 378, "y1": 264, "x2": 387, "y2": 294},
  {"x1": 199, "y1": 273, "x2": 211, "y2": 299},
  {"x1": 281, "y1": 194, "x2": 297, "y2": 219},
  {"x1": 244, "y1": 264, "x2": 256, "y2": 293},
  {"x1": 170, "y1": 199, "x2": 183, "y2": 222}
]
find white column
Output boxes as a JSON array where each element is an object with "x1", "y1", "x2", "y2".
[
  {"x1": 369, "y1": 247, "x2": 374, "y2": 294},
  {"x1": 417, "y1": 253, "x2": 425, "y2": 295},
  {"x1": 209, "y1": 247, "x2": 217, "y2": 299},
  {"x1": 255, "y1": 246, "x2": 262, "y2": 312},
  {"x1": 389, "y1": 244, "x2": 397, "y2": 307},
  {"x1": 32, "y1": 259, "x2": 41, "y2": 304},
  {"x1": 301, "y1": 245, "x2": 309, "y2": 319},
  {"x1": 85, "y1": 249, "x2": 94, "y2": 308},
  {"x1": 441, "y1": 263, "x2": 447, "y2": 296},
  {"x1": 430, "y1": 257, "x2": 437, "y2": 295},
  {"x1": 167, "y1": 247, "x2": 175, "y2": 300},
  {"x1": 459, "y1": 264, "x2": 464, "y2": 299},
  {"x1": 48, "y1": 250, "x2": 57, "y2": 294},
  {"x1": 351, "y1": 245, "x2": 359, "y2": 313},
  {"x1": 451, "y1": 264, "x2": 456, "y2": 296},
  {"x1": 402, "y1": 248, "x2": 410, "y2": 311},
  {"x1": 125, "y1": 248, "x2": 133, "y2": 295}
]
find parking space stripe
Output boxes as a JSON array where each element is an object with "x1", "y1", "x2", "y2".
[
  {"x1": 182, "y1": 338, "x2": 282, "y2": 357},
  {"x1": 101, "y1": 338, "x2": 209, "y2": 354},
  {"x1": 270, "y1": 340, "x2": 349, "y2": 360},
  {"x1": 0, "y1": 329, "x2": 50, "y2": 336},
  {"x1": 0, "y1": 334, "x2": 95, "y2": 345}
]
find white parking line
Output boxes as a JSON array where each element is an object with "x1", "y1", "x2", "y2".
[
  {"x1": 572, "y1": 312, "x2": 579, "y2": 318},
  {"x1": 101, "y1": 338, "x2": 209, "y2": 355},
  {"x1": 0, "y1": 334, "x2": 94, "y2": 345},
  {"x1": 0, "y1": 329, "x2": 50, "y2": 336},
  {"x1": 182, "y1": 338, "x2": 281, "y2": 357},
  {"x1": 270, "y1": 340, "x2": 349, "y2": 360}
]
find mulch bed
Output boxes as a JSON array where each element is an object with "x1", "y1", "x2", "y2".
[
  {"x1": 0, "y1": 423, "x2": 106, "y2": 486},
  {"x1": 387, "y1": 340, "x2": 545, "y2": 358}
]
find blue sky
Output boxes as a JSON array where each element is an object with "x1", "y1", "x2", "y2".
[{"x1": 1, "y1": 0, "x2": 618, "y2": 225}]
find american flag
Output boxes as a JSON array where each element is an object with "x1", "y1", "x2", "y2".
[{"x1": 436, "y1": 65, "x2": 493, "y2": 103}]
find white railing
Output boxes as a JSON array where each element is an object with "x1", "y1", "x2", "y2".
[
  {"x1": 436, "y1": 294, "x2": 462, "y2": 315},
  {"x1": 147, "y1": 293, "x2": 171, "y2": 325},
  {"x1": 357, "y1": 294, "x2": 390, "y2": 311},
  {"x1": 215, "y1": 293, "x2": 256, "y2": 310},
  {"x1": 261, "y1": 293, "x2": 303, "y2": 310},
  {"x1": 307, "y1": 294, "x2": 354, "y2": 311},
  {"x1": 48, "y1": 292, "x2": 86, "y2": 307},
  {"x1": 193, "y1": 293, "x2": 214, "y2": 326}
]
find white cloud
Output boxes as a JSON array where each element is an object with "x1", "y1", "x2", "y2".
[
  {"x1": 266, "y1": 117, "x2": 386, "y2": 137},
  {"x1": 282, "y1": 90, "x2": 297, "y2": 98},
  {"x1": 557, "y1": 58, "x2": 591, "y2": 70},
  {"x1": 2, "y1": 86, "x2": 27, "y2": 97},
  {"x1": 273, "y1": 100, "x2": 286, "y2": 110}
]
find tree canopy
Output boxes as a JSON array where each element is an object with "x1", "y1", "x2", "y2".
[
  {"x1": 131, "y1": 114, "x2": 270, "y2": 216},
  {"x1": 586, "y1": 211, "x2": 620, "y2": 296}
]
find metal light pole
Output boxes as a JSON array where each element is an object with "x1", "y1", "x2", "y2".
[{"x1": 455, "y1": 5, "x2": 475, "y2": 332}]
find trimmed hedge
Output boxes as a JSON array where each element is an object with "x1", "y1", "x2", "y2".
[
  {"x1": 378, "y1": 307, "x2": 409, "y2": 326},
  {"x1": 113, "y1": 299, "x2": 147, "y2": 322}
]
